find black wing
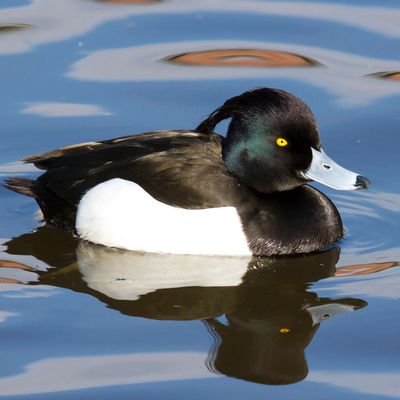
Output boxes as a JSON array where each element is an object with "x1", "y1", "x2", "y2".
[{"x1": 5, "y1": 130, "x2": 243, "y2": 229}]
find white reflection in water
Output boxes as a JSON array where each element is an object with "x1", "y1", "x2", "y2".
[
  {"x1": 0, "y1": 267, "x2": 37, "y2": 284},
  {"x1": 334, "y1": 191, "x2": 400, "y2": 218},
  {"x1": 321, "y1": 267, "x2": 400, "y2": 299},
  {"x1": 330, "y1": 190, "x2": 400, "y2": 266},
  {"x1": 335, "y1": 201, "x2": 380, "y2": 219},
  {"x1": 1, "y1": 351, "x2": 398, "y2": 397},
  {"x1": 0, "y1": 352, "x2": 214, "y2": 396},
  {"x1": 0, "y1": 311, "x2": 17, "y2": 323},
  {"x1": 309, "y1": 371, "x2": 400, "y2": 398},
  {"x1": 339, "y1": 191, "x2": 400, "y2": 213},
  {"x1": 67, "y1": 40, "x2": 400, "y2": 106},
  {"x1": 1, "y1": 0, "x2": 400, "y2": 56},
  {"x1": 77, "y1": 243, "x2": 249, "y2": 300},
  {"x1": 21, "y1": 102, "x2": 113, "y2": 118},
  {"x1": 0, "y1": 282, "x2": 57, "y2": 298},
  {"x1": 0, "y1": 162, "x2": 39, "y2": 176}
]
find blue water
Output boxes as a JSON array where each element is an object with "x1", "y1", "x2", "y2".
[{"x1": 1, "y1": 1, "x2": 400, "y2": 399}]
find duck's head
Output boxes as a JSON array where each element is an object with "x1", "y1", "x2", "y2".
[{"x1": 197, "y1": 88, "x2": 370, "y2": 194}]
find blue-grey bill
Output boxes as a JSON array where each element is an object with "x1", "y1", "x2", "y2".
[{"x1": 302, "y1": 148, "x2": 369, "y2": 191}]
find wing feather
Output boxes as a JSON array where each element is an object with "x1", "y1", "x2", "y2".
[{"x1": 24, "y1": 130, "x2": 240, "y2": 209}]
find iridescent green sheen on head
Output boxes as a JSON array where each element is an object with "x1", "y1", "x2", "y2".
[
  {"x1": 197, "y1": 88, "x2": 319, "y2": 194},
  {"x1": 224, "y1": 123, "x2": 274, "y2": 176}
]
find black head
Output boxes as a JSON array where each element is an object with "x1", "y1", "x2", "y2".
[{"x1": 197, "y1": 88, "x2": 320, "y2": 193}]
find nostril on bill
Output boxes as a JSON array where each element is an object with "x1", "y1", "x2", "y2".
[{"x1": 355, "y1": 175, "x2": 371, "y2": 189}]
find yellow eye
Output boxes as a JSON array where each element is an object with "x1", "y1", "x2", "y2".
[
  {"x1": 276, "y1": 138, "x2": 288, "y2": 147},
  {"x1": 279, "y1": 328, "x2": 290, "y2": 334}
]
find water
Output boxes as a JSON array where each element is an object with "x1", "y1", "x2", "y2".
[{"x1": 0, "y1": 1, "x2": 400, "y2": 398}]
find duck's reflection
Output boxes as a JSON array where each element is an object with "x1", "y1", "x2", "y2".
[
  {"x1": 205, "y1": 258, "x2": 364, "y2": 384},
  {"x1": 4, "y1": 226, "x2": 366, "y2": 385}
]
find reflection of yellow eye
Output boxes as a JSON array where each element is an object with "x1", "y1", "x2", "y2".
[
  {"x1": 279, "y1": 328, "x2": 290, "y2": 334},
  {"x1": 276, "y1": 138, "x2": 288, "y2": 147}
]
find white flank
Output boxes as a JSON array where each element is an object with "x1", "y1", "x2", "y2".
[
  {"x1": 0, "y1": 352, "x2": 213, "y2": 396},
  {"x1": 76, "y1": 179, "x2": 251, "y2": 256}
]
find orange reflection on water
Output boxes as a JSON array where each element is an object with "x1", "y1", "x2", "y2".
[
  {"x1": 166, "y1": 49, "x2": 319, "y2": 68},
  {"x1": 335, "y1": 261, "x2": 398, "y2": 277},
  {"x1": 0, "y1": 260, "x2": 31, "y2": 270},
  {"x1": 369, "y1": 71, "x2": 400, "y2": 81},
  {"x1": 0, "y1": 23, "x2": 33, "y2": 32}
]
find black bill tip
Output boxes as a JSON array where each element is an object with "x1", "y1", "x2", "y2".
[{"x1": 355, "y1": 175, "x2": 371, "y2": 189}]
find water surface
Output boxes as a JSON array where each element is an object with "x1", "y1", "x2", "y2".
[{"x1": 0, "y1": 1, "x2": 399, "y2": 399}]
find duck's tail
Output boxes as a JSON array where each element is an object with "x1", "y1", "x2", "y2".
[
  {"x1": 3, "y1": 177, "x2": 37, "y2": 198},
  {"x1": 3, "y1": 177, "x2": 77, "y2": 233}
]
